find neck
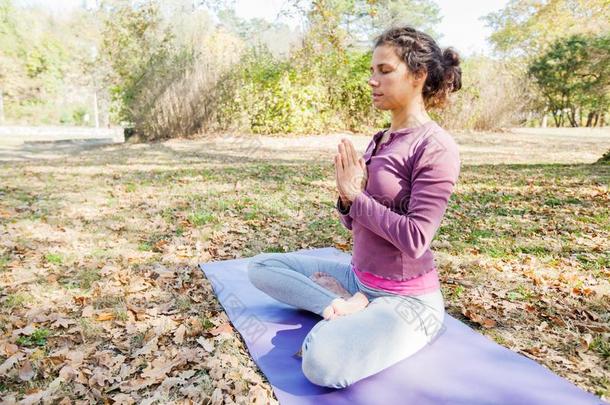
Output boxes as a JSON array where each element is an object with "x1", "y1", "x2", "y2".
[{"x1": 388, "y1": 97, "x2": 431, "y2": 133}]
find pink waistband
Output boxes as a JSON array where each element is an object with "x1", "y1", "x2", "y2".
[{"x1": 352, "y1": 264, "x2": 440, "y2": 295}]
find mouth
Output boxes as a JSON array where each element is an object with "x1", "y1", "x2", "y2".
[{"x1": 372, "y1": 93, "x2": 383, "y2": 99}]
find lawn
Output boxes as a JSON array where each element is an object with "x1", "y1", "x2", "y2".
[{"x1": 0, "y1": 129, "x2": 608, "y2": 403}]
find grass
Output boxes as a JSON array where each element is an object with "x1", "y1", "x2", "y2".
[
  {"x1": 16, "y1": 328, "x2": 51, "y2": 347},
  {"x1": 3, "y1": 292, "x2": 34, "y2": 310},
  {"x1": 45, "y1": 253, "x2": 63, "y2": 265},
  {"x1": 188, "y1": 211, "x2": 215, "y2": 226},
  {"x1": 0, "y1": 254, "x2": 9, "y2": 272},
  {"x1": 506, "y1": 284, "x2": 534, "y2": 301},
  {"x1": 0, "y1": 134, "x2": 608, "y2": 403}
]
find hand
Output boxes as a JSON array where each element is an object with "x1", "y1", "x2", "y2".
[{"x1": 335, "y1": 138, "x2": 368, "y2": 203}]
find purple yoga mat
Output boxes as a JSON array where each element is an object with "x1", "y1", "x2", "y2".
[{"x1": 199, "y1": 247, "x2": 604, "y2": 404}]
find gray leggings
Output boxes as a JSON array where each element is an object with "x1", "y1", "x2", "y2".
[{"x1": 247, "y1": 251, "x2": 446, "y2": 389}]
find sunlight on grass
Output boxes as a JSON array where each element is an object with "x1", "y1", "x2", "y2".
[{"x1": 0, "y1": 137, "x2": 607, "y2": 402}]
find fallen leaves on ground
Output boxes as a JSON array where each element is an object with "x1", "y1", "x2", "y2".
[{"x1": 0, "y1": 133, "x2": 608, "y2": 402}]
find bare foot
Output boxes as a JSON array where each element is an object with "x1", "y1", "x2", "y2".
[
  {"x1": 310, "y1": 272, "x2": 352, "y2": 299},
  {"x1": 321, "y1": 292, "x2": 370, "y2": 321}
]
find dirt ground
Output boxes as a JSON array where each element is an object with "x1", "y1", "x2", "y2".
[{"x1": 1, "y1": 125, "x2": 608, "y2": 165}]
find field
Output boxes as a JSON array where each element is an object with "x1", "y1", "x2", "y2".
[{"x1": 0, "y1": 126, "x2": 608, "y2": 403}]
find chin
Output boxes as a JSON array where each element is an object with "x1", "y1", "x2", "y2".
[{"x1": 373, "y1": 101, "x2": 389, "y2": 111}]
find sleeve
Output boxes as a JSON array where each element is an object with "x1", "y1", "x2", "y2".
[
  {"x1": 346, "y1": 138, "x2": 460, "y2": 258},
  {"x1": 336, "y1": 196, "x2": 353, "y2": 230}
]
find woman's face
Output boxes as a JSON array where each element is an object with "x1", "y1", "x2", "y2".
[{"x1": 368, "y1": 44, "x2": 425, "y2": 110}]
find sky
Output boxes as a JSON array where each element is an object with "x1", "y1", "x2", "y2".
[
  {"x1": 233, "y1": 0, "x2": 509, "y2": 57},
  {"x1": 17, "y1": 0, "x2": 509, "y2": 57}
]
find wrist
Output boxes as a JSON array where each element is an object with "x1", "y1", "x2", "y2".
[{"x1": 346, "y1": 189, "x2": 363, "y2": 203}]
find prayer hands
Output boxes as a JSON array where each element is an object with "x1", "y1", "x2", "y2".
[{"x1": 334, "y1": 139, "x2": 368, "y2": 203}]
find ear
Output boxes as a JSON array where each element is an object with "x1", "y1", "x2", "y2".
[{"x1": 413, "y1": 69, "x2": 427, "y2": 84}]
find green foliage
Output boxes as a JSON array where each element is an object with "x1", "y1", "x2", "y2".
[
  {"x1": 215, "y1": 40, "x2": 386, "y2": 135},
  {"x1": 189, "y1": 211, "x2": 215, "y2": 226},
  {"x1": 4, "y1": 293, "x2": 32, "y2": 310},
  {"x1": 12, "y1": 0, "x2": 605, "y2": 133},
  {"x1": 0, "y1": 1, "x2": 101, "y2": 124},
  {"x1": 483, "y1": 0, "x2": 610, "y2": 58},
  {"x1": 590, "y1": 334, "x2": 610, "y2": 360},
  {"x1": 527, "y1": 34, "x2": 610, "y2": 127},
  {"x1": 101, "y1": 0, "x2": 176, "y2": 125},
  {"x1": 44, "y1": 253, "x2": 63, "y2": 265},
  {"x1": 71, "y1": 106, "x2": 89, "y2": 125},
  {"x1": 480, "y1": 0, "x2": 610, "y2": 128},
  {"x1": 596, "y1": 150, "x2": 610, "y2": 165},
  {"x1": 59, "y1": 106, "x2": 90, "y2": 125},
  {"x1": 99, "y1": 0, "x2": 448, "y2": 137},
  {"x1": 16, "y1": 328, "x2": 51, "y2": 347}
]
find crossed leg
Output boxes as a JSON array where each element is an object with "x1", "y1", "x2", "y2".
[
  {"x1": 247, "y1": 252, "x2": 446, "y2": 389},
  {"x1": 247, "y1": 252, "x2": 362, "y2": 317},
  {"x1": 301, "y1": 292, "x2": 446, "y2": 388}
]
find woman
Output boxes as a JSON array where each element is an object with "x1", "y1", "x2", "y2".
[{"x1": 247, "y1": 25, "x2": 462, "y2": 389}]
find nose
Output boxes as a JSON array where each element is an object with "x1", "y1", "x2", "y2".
[{"x1": 368, "y1": 76, "x2": 379, "y2": 87}]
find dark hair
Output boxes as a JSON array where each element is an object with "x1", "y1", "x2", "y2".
[{"x1": 373, "y1": 25, "x2": 462, "y2": 109}]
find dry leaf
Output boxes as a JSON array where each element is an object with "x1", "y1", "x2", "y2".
[
  {"x1": 73, "y1": 296, "x2": 89, "y2": 306},
  {"x1": 53, "y1": 317, "x2": 75, "y2": 328},
  {"x1": 211, "y1": 387, "x2": 224, "y2": 405},
  {"x1": 96, "y1": 312, "x2": 115, "y2": 321},
  {"x1": 0, "y1": 352, "x2": 25, "y2": 375},
  {"x1": 82, "y1": 305, "x2": 94, "y2": 317},
  {"x1": 13, "y1": 324, "x2": 36, "y2": 337},
  {"x1": 2, "y1": 343, "x2": 19, "y2": 356},
  {"x1": 462, "y1": 307, "x2": 496, "y2": 329},
  {"x1": 140, "y1": 356, "x2": 180, "y2": 384},
  {"x1": 196, "y1": 337, "x2": 215, "y2": 353},
  {"x1": 579, "y1": 334, "x2": 593, "y2": 351},
  {"x1": 173, "y1": 324, "x2": 187, "y2": 345},
  {"x1": 209, "y1": 323, "x2": 233, "y2": 336},
  {"x1": 112, "y1": 393, "x2": 136, "y2": 405},
  {"x1": 20, "y1": 376, "x2": 64, "y2": 405},
  {"x1": 19, "y1": 360, "x2": 35, "y2": 381}
]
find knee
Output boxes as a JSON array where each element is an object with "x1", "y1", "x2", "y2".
[
  {"x1": 247, "y1": 252, "x2": 278, "y2": 288},
  {"x1": 301, "y1": 336, "x2": 352, "y2": 389}
]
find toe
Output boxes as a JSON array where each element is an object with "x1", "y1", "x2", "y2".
[{"x1": 322, "y1": 305, "x2": 334, "y2": 320}]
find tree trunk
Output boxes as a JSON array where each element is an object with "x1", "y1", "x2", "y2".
[
  {"x1": 551, "y1": 110, "x2": 560, "y2": 127},
  {"x1": 568, "y1": 108, "x2": 577, "y2": 127},
  {"x1": 586, "y1": 111, "x2": 594, "y2": 127}
]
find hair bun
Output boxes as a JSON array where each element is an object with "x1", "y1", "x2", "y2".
[{"x1": 443, "y1": 48, "x2": 460, "y2": 68}]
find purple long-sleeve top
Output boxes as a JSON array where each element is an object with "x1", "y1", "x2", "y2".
[{"x1": 336, "y1": 120, "x2": 461, "y2": 283}]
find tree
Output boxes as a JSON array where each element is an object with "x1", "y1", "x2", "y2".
[
  {"x1": 100, "y1": 0, "x2": 175, "y2": 125},
  {"x1": 482, "y1": 0, "x2": 610, "y2": 60},
  {"x1": 0, "y1": 0, "x2": 100, "y2": 124},
  {"x1": 286, "y1": 0, "x2": 442, "y2": 52},
  {"x1": 527, "y1": 34, "x2": 610, "y2": 127}
]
